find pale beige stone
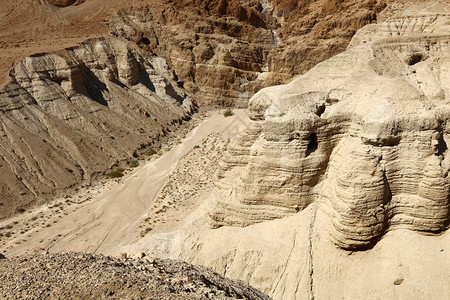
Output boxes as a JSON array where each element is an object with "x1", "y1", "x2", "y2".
[{"x1": 132, "y1": 4, "x2": 450, "y2": 299}]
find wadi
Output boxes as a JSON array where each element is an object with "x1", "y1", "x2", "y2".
[{"x1": 0, "y1": 1, "x2": 449, "y2": 299}]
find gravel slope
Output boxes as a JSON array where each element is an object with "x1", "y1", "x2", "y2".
[{"x1": 0, "y1": 252, "x2": 271, "y2": 300}]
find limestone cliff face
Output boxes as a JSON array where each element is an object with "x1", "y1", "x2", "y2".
[
  {"x1": 110, "y1": 1, "x2": 275, "y2": 107},
  {"x1": 126, "y1": 3, "x2": 450, "y2": 299},
  {"x1": 110, "y1": 0, "x2": 387, "y2": 107},
  {"x1": 0, "y1": 0, "x2": 390, "y2": 107},
  {"x1": 208, "y1": 8, "x2": 450, "y2": 250},
  {"x1": 0, "y1": 38, "x2": 193, "y2": 219}
]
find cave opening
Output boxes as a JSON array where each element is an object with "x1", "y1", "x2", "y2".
[
  {"x1": 306, "y1": 133, "x2": 318, "y2": 157},
  {"x1": 315, "y1": 104, "x2": 326, "y2": 117},
  {"x1": 407, "y1": 53, "x2": 423, "y2": 66},
  {"x1": 436, "y1": 134, "x2": 448, "y2": 157},
  {"x1": 141, "y1": 37, "x2": 151, "y2": 46}
]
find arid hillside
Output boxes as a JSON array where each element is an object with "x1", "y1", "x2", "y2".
[
  {"x1": 1, "y1": 0, "x2": 390, "y2": 104},
  {"x1": 129, "y1": 1, "x2": 450, "y2": 299},
  {"x1": 0, "y1": 0, "x2": 395, "y2": 218},
  {"x1": 0, "y1": 36, "x2": 194, "y2": 219},
  {"x1": 0, "y1": 2, "x2": 448, "y2": 300}
]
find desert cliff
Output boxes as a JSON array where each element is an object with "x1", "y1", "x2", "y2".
[
  {"x1": 0, "y1": 1, "x2": 449, "y2": 300},
  {"x1": 130, "y1": 2, "x2": 450, "y2": 299},
  {"x1": 0, "y1": 0, "x2": 389, "y2": 217},
  {"x1": 0, "y1": 37, "x2": 193, "y2": 218}
]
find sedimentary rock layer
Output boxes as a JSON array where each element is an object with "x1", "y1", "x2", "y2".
[
  {"x1": 0, "y1": 0, "x2": 390, "y2": 107},
  {"x1": 0, "y1": 38, "x2": 193, "y2": 219},
  {"x1": 132, "y1": 3, "x2": 450, "y2": 299},
  {"x1": 109, "y1": 0, "x2": 388, "y2": 106},
  {"x1": 208, "y1": 8, "x2": 450, "y2": 250}
]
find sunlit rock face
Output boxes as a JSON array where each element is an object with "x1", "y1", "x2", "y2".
[
  {"x1": 110, "y1": 0, "x2": 387, "y2": 107},
  {"x1": 208, "y1": 10, "x2": 450, "y2": 250}
]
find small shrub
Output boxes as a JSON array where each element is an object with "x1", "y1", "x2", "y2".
[
  {"x1": 145, "y1": 227, "x2": 152, "y2": 232},
  {"x1": 106, "y1": 168, "x2": 124, "y2": 178},
  {"x1": 147, "y1": 148, "x2": 157, "y2": 156},
  {"x1": 130, "y1": 160, "x2": 139, "y2": 168},
  {"x1": 223, "y1": 109, "x2": 234, "y2": 117}
]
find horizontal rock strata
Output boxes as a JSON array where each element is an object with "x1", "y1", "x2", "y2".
[
  {"x1": 0, "y1": 37, "x2": 193, "y2": 219},
  {"x1": 110, "y1": 0, "x2": 387, "y2": 107},
  {"x1": 208, "y1": 9, "x2": 450, "y2": 250}
]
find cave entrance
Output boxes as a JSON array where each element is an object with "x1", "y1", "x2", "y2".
[{"x1": 306, "y1": 133, "x2": 318, "y2": 157}]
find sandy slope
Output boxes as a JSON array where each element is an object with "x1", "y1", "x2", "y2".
[
  {"x1": 0, "y1": 109, "x2": 249, "y2": 257},
  {"x1": 130, "y1": 202, "x2": 449, "y2": 299}
]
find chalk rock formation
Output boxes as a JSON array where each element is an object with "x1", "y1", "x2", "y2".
[
  {"x1": 209, "y1": 6, "x2": 450, "y2": 250},
  {"x1": 132, "y1": 3, "x2": 450, "y2": 299},
  {"x1": 0, "y1": 38, "x2": 193, "y2": 218}
]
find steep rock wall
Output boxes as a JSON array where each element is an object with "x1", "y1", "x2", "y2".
[
  {"x1": 110, "y1": 0, "x2": 388, "y2": 107},
  {"x1": 133, "y1": 5, "x2": 450, "y2": 299},
  {"x1": 209, "y1": 31, "x2": 450, "y2": 249},
  {"x1": 110, "y1": 1, "x2": 275, "y2": 107},
  {"x1": 0, "y1": 38, "x2": 193, "y2": 219},
  {"x1": 0, "y1": 0, "x2": 395, "y2": 107}
]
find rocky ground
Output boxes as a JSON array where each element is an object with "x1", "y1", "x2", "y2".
[
  {"x1": 0, "y1": 252, "x2": 270, "y2": 300},
  {"x1": 138, "y1": 132, "x2": 228, "y2": 236},
  {"x1": 0, "y1": 110, "x2": 208, "y2": 252},
  {"x1": 0, "y1": 1, "x2": 449, "y2": 300}
]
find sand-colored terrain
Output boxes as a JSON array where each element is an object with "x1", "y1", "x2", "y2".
[
  {"x1": 1, "y1": 1, "x2": 449, "y2": 299},
  {"x1": 0, "y1": 0, "x2": 398, "y2": 216},
  {"x1": 0, "y1": 110, "x2": 248, "y2": 257},
  {"x1": 121, "y1": 2, "x2": 450, "y2": 298},
  {"x1": 0, "y1": 0, "x2": 168, "y2": 86}
]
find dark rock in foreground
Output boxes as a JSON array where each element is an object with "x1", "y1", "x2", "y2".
[{"x1": 0, "y1": 252, "x2": 270, "y2": 300}]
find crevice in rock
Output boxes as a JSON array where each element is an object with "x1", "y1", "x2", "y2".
[
  {"x1": 141, "y1": 37, "x2": 150, "y2": 46},
  {"x1": 306, "y1": 133, "x2": 318, "y2": 157},
  {"x1": 315, "y1": 104, "x2": 326, "y2": 117},
  {"x1": 435, "y1": 133, "x2": 448, "y2": 157},
  {"x1": 271, "y1": 227, "x2": 298, "y2": 298},
  {"x1": 307, "y1": 205, "x2": 317, "y2": 300},
  {"x1": 382, "y1": 170, "x2": 392, "y2": 206}
]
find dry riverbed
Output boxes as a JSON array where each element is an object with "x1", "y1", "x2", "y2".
[{"x1": 0, "y1": 109, "x2": 249, "y2": 257}]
